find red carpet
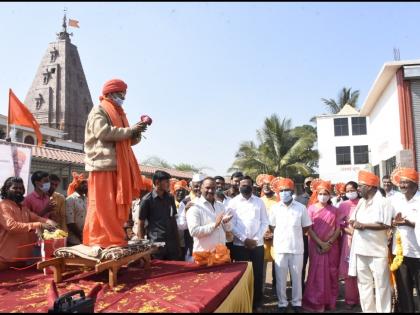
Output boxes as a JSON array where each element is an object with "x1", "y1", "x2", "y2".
[{"x1": 0, "y1": 260, "x2": 248, "y2": 312}]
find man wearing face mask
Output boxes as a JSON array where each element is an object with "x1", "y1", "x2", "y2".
[
  {"x1": 348, "y1": 170, "x2": 392, "y2": 313},
  {"x1": 83, "y1": 79, "x2": 147, "y2": 248},
  {"x1": 390, "y1": 168, "x2": 420, "y2": 313},
  {"x1": 23, "y1": 171, "x2": 56, "y2": 218},
  {"x1": 269, "y1": 177, "x2": 312, "y2": 313},
  {"x1": 229, "y1": 176, "x2": 269, "y2": 311},
  {"x1": 0, "y1": 177, "x2": 58, "y2": 270}
]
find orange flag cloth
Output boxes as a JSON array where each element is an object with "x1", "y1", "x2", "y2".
[
  {"x1": 192, "y1": 244, "x2": 231, "y2": 267},
  {"x1": 8, "y1": 89, "x2": 43, "y2": 146}
]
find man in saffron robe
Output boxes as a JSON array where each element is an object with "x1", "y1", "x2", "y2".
[{"x1": 83, "y1": 79, "x2": 147, "y2": 248}]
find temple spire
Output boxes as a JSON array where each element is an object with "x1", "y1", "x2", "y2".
[{"x1": 57, "y1": 8, "x2": 72, "y2": 41}]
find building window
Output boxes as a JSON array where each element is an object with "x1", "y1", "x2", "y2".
[
  {"x1": 374, "y1": 164, "x2": 380, "y2": 177},
  {"x1": 352, "y1": 117, "x2": 367, "y2": 135},
  {"x1": 23, "y1": 135, "x2": 35, "y2": 145},
  {"x1": 334, "y1": 118, "x2": 349, "y2": 136},
  {"x1": 336, "y1": 146, "x2": 351, "y2": 165},
  {"x1": 385, "y1": 156, "x2": 397, "y2": 176},
  {"x1": 353, "y1": 145, "x2": 369, "y2": 164}
]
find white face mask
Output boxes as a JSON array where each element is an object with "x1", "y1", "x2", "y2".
[
  {"x1": 346, "y1": 191, "x2": 358, "y2": 200},
  {"x1": 280, "y1": 191, "x2": 293, "y2": 203},
  {"x1": 113, "y1": 96, "x2": 124, "y2": 106},
  {"x1": 317, "y1": 194, "x2": 330, "y2": 204},
  {"x1": 40, "y1": 182, "x2": 51, "y2": 193}
]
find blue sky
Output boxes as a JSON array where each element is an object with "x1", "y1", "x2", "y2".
[{"x1": 1, "y1": 2, "x2": 420, "y2": 176}]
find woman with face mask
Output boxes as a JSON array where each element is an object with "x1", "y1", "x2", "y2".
[
  {"x1": 302, "y1": 179, "x2": 341, "y2": 312},
  {"x1": 337, "y1": 181, "x2": 360, "y2": 309}
]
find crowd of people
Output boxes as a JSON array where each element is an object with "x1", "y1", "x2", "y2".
[
  {"x1": 2, "y1": 77, "x2": 420, "y2": 314},
  {"x1": 1, "y1": 165, "x2": 420, "y2": 313},
  {"x1": 129, "y1": 167, "x2": 420, "y2": 313}
]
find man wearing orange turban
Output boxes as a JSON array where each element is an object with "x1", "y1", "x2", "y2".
[
  {"x1": 348, "y1": 169, "x2": 392, "y2": 312},
  {"x1": 256, "y1": 174, "x2": 277, "y2": 291},
  {"x1": 390, "y1": 167, "x2": 420, "y2": 313},
  {"x1": 66, "y1": 173, "x2": 88, "y2": 246},
  {"x1": 269, "y1": 177, "x2": 312, "y2": 312},
  {"x1": 83, "y1": 79, "x2": 148, "y2": 248}
]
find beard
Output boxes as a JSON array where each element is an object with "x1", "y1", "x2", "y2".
[{"x1": 8, "y1": 192, "x2": 24, "y2": 204}]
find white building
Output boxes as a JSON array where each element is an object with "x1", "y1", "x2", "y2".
[
  {"x1": 317, "y1": 59, "x2": 420, "y2": 183},
  {"x1": 360, "y1": 59, "x2": 420, "y2": 177},
  {"x1": 317, "y1": 104, "x2": 370, "y2": 183}
]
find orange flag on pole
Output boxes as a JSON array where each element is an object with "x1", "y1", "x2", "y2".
[
  {"x1": 8, "y1": 89, "x2": 43, "y2": 146},
  {"x1": 68, "y1": 19, "x2": 80, "y2": 28}
]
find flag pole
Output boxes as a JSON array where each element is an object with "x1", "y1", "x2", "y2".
[{"x1": 6, "y1": 89, "x2": 11, "y2": 142}]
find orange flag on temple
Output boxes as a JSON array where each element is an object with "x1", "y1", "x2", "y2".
[
  {"x1": 68, "y1": 19, "x2": 80, "y2": 28},
  {"x1": 8, "y1": 89, "x2": 43, "y2": 146}
]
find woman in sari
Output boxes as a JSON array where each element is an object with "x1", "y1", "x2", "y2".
[
  {"x1": 302, "y1": 179, "x2": 341, "y2": 312},
  {"x1": 337, "y1": 181, "x2": 360, "y2": 309}
]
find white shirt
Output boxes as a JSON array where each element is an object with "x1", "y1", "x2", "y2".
[
  {"x1": 269, "y1": 200, "x2": 312, "y2": 254},
  {"x1": 392, "y1": 191, "x2": 420, "y2": 258},
  {"x1": 228, "y1": 194, "x2": 269, "y2": 247},
  {"x1": 176, "y1": 196, "x2": 198, "y2": 231},
  {"x1": 350, "y1": 191, "x2": 392, "y2": 258},
  {"x1": 186, "y1": 196, "x2": 232, "y2": 253}
]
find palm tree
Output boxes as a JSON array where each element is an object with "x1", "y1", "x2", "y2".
[
  {"x1": 321, "y1": 87, "x2": 360, "y2": 114},
  {"x1": 229, "y1": 114, "x2": 318, "y2": 180},
  {"x1": 310, "y1": 87, "x2": 360, "y2": 123}
]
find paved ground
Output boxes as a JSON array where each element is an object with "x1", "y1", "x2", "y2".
[{"x1": 258, "y1": 262, "x2": 363, "y2": 313}]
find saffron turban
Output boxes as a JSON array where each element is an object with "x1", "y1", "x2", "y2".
[
  {"x1": 102, "y1": 79, "x2": 127, "y2": 95},
  {"x1": 169, "y1": 178, "x2": 179, "y2": 194},
  {"x1": 311, "y1": 179, "x2": 332, "y2": 194},
  {"x1": 141, "y1": 175, "x2": 153, "y2": 192},
  {"x1": 391, "y1": 167, "x2": 419, "y2": 185},
  {"x1": 270, "y1": 177, "x2": 294, "y2": 193},
  {"x1": 358, "y1": 170, "x2": 380, "y2": 187},
  {"x1": 67, "y1": 172, "x2": 86, "y2": 196},
  {"x1": 174, "y1": 180, "x2": 189, "y2": 192},
  {"x1": 256, "y1": 174, "x2": 275, "y2": 187},
  {"x1": 334, "y1": 183, "x2": 346, "y2": 195}
]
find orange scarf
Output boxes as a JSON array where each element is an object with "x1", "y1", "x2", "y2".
[{"x1": 100, "y1": 98, "x2": 142, "y2": 217}]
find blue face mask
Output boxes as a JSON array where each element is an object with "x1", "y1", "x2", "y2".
[
  {"x1": 113, "y1": 96, "x2": 124, "y2": 106},
  {"x1": 40, "y1": 182, "x2": 51, "y2": 193},
  {"x1": 280, "y1": 190, "x2": 293, "y2": 203}
]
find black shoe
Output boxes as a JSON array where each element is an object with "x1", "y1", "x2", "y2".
[
  {"x1": 292, "y1": 306, "x2": 302, "y2": 313},
  {"x1": 278, "y1": 306, "x2": 287, "y2": 313}
]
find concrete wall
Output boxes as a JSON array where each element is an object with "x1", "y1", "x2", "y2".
[{"x1": 368, "y1": 75, "x2": 402, "y2": 169}]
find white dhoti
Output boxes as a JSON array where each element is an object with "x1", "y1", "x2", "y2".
[
  {"x1": 356, "y1": 254, "x2": 391, "y2": 313},
  {"x1": 275, "y1": 253, "x2": 303, "y2": 307}
]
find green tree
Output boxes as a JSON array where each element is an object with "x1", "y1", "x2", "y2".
[
  {"x1": 321, "y1": 87, "x2": 360, "y2": 114},
  {"x1": 229, "y1": 114, "x2": 318, "y2": 180},
  {"x1": 311, "y1": 87, "x2": 360, "y2": 123}
]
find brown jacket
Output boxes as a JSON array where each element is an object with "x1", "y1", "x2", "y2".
[{"x1": 84, "y1": 105, "x2": 141, "y2": 171}]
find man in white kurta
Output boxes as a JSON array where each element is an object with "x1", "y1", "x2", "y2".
[
  {"x1": 186, "y1": 177, "x2": 232, "y2": 253},
  {"x1": 349, "y1": 170, "x2": 392, "y2": 313},
  {"x1": 269, "y1": 177, "x2": 312, "y2": 312},
  {"x1": 391, "y1": 167, "x2": 420, "y2": 313}
]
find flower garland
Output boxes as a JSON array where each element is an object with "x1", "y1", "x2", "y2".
[{"x1": 390, "y1": 231, "x2": 403, "y2": 271}]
